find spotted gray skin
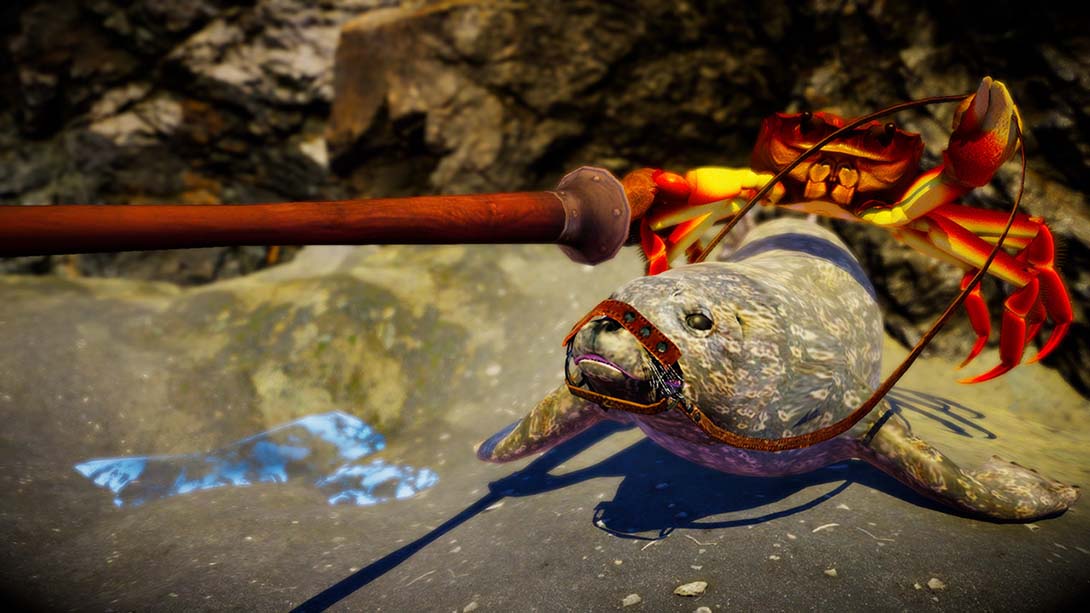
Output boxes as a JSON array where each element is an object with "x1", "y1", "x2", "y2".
[{"x1": 477, "y1": 218, "x2": 1078, "y2": 521}]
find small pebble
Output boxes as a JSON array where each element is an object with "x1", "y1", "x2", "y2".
[
  {"x1": 614, "y1": 559, "x2": 623, "y2": 566},
  {"x1": 913, "y1": 582, "x2": 922, "y2": 590},
  {"x1": 690, "y1": 565, "x2": 703, "y2": 571},
  {"x1": 674, "y1": 581, "x2": 708, "y2": 597},
  {"x1": 769, "y1": 555, "x2": 781, "y2": 561},
  {"x1": 927, "y1": 577, "x2": 946, "y2": 591},
  {"x1": 695, "y1": 608, "x2": 713, "y2": 613},
  {"x1": 621, "y1": 593, "x2": 642, "y2": 607},
  {"x1": 824, "y1": 568, "x2": 838, "y2": 577},
  {"x1": 836, "y1": 503, "x2": 851, "y2": 510},
  {"x1": 463, "y1": 602, "x2": 479, "y2": 613},
  {"x1": 1025, "y1": 523, "x2": 1041, "y2": 532}
]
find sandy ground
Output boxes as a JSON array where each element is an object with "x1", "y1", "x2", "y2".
[{"x1": 1, "y1": 242, "x2": 1088, "y2": 612}]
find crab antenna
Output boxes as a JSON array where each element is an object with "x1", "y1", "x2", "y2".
[
  {"x1": 750, "y1": 114, "x2": 1027, "y2": 451},
  {"x1": 693, "y1": 94, "x2": 970, "y2": 264},
  {"x1": 682, "y1": 95, "x2": 1025, "y2": 451}
]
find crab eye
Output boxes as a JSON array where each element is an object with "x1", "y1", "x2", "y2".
[
  {"x1": 879, "y1": 122, "x2": 896, "y2": 145},
  {"x1": 800, "y1": 111, "x2": 814, "y2": 133},
  {"x1": 685, "y1": 313, "x2": 713, "y2": 331}
]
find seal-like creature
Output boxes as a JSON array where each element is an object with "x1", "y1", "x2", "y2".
[{"x1": 477, "y1": 218, "x2": 1078, "y2": 521}]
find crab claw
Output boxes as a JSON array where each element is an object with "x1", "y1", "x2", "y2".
[{"x1": 943, "y1": 77, "x2": 1022, "y2": 188}]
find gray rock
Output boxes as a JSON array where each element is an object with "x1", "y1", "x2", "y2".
[{"x1": 673, "y1": 581, "x2": 707, "y2": 597}]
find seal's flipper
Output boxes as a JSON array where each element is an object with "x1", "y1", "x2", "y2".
[
  {"x1": 862, "y1": 408, "x2": 1079, "y2": 521},
  {"x1": 476, "y1": 384, "x2": 618, "y2": 463}
]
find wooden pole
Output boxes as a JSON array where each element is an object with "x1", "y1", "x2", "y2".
[{"x1": 0, "y1": 167, "x2": 632, "y2": 265}]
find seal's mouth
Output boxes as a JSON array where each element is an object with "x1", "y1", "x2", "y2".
[{"x1": 569, "y1": 352, "x2": 682, "y2": 404}]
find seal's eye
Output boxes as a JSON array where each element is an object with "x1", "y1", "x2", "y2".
[{"x1": 685, "y1": 313, "x2": 713, "y2": 331}]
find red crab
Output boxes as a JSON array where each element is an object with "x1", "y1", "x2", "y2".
[{"x1": 628, "y1": 77, "x2": 1072, "y2": 383}]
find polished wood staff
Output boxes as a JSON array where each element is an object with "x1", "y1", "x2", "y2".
[{"x1": 0, "y1": 167, "x2": 640, "y2": 266}]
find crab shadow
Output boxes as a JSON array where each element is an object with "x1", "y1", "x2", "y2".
[{"x1": 292, "y1": 388, "x2": 991, "y2": 611}]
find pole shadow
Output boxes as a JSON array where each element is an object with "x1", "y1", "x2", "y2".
[{"x1": 292, "y1": 388, "x2": 992, "y2": 611}]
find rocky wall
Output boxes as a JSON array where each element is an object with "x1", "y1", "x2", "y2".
[{"x1": 2, "y1": 0, "x2": 1088, "y2": 393}]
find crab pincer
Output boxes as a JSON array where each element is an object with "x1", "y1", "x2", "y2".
[{"x1": 943, "y1": 76, "x2": 1023, "y2": 189}]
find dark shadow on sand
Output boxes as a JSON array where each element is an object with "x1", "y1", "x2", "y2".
[
  {"x1": 292, "y1": 389, "x2": 992, "y2": 611},
  {"x1": 887, "y1": 388, "x2": 996, "y2": 440}
]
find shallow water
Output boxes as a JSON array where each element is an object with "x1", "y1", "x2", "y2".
[{"x1": 74, "y1": 412, "x2": 438, "y2": 508}]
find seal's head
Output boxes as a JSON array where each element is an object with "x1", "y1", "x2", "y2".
[{"x1": 567, "y1": 264, "x2": 762, "y2": 423}]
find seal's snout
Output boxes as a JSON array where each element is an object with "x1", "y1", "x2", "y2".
[
  {"x1": 596, "y1": 318, "x2": 623, "y2": 333},
  {"x1": 572, "y1": 318, "x2": 646, "y2": 371},
  {"x1": 568, "y1": 315, "x2": 654, "y2": 401}
]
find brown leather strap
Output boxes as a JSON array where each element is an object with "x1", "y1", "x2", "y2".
[
  {"x1": 678, "y1": 398, "x2": 869, "y2": 452},
  {"x1": 562, "y1": 297, "x2": 885, "y2": 451},
  {"x1": 567, "y1": 385, "x2": 672, "y2": 414},
  {"x1": 562, "y1": 299, "x2": 682, "y2": 365}
]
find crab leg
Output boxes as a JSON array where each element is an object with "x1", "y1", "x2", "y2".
[
  {"x1": 639, "y1": 218, "x2": 670, "y2": 276},
  {"x1": 929, "y1": 206, "x2": 1072, "y2": 362},
  {"x1": 639, "y1": 168, "x2": 782, "y2": 274},
  {"x1": 963, "y1": 278, "x2": 1040, "y2": 383},
  {"x1": 893, "y1": 227, "x2": 996, "y2": 369},
  {"x1": 911, "y1": 213, "x2": 1033, "y2": 287},
  {"x1": 1019, "y1": 223, "x2": 1073, "y2": 362},
  {"x1": 958, "y1": 270, "x2": 992, "y2": 368},
  {"x1": 928, "y1": 204, "x2": 1040, "y2": 242},
  {"x1": 906, "y1": 212, "x2": 1071, "y2": 382}
]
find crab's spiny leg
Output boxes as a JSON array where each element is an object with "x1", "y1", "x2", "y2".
[
  {"x1": 666, "y1": 212, "x2": 716, "y2": 264},
  {"x1": 1024, "y1": 301, "x2": 1047, "y2": 356},
  {"x1": 891, "y1": 227, "x2": 972, "y2": 270},
  {"x1": 980, "y1": 235, "x2": 1033, "y2": 249},
  {"x1": 909, "y1": 214, "x2": 1034, "y2": 287},
  {"x1": 928, "y1": 204, "x2": 1040, "y2": 238}
]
